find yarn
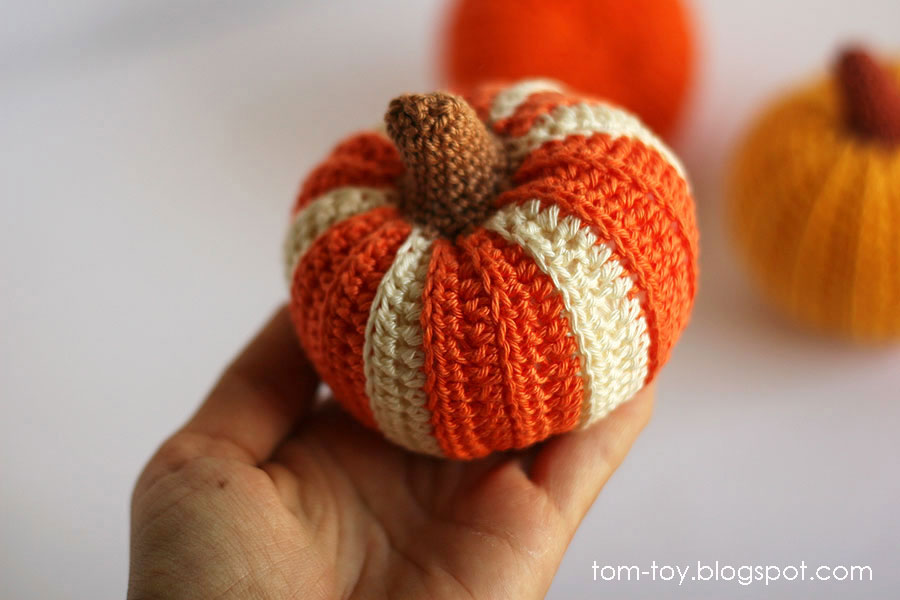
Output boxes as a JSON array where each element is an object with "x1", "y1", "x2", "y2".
[
  {"x1": 730, "y1": 48, "x2": 900, "y2": 342},
  {"x1": 441, "y1": 0, "x2": 695, "y2": 137},
  {"x1": 385, "y1": 93, "x2": 508, "y2": 237},
  {"x1": 284, "y1": 79, "x2": 698, "y2": 459}
]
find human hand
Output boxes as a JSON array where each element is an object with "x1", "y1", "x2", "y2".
[{"x1": 129, "y1": 307, "x2": 653, "y2": 599}]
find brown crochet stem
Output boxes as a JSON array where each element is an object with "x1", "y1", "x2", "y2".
[
  {"x1": 384, "y1": 92, "x2": 507, "y2": 238},
  {"x1": 836, "y1": 47, "x2": 900, "y2": 145}
]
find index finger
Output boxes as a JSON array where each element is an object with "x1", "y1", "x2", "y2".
[
  {"x1": 530, "y1": 385, "x2": 655, "y2": 528},
  {"x1": 179, "y1": 306, "x2": 319, "y2": 464}
]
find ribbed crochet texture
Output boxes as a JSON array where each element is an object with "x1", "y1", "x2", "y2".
[
  {"x1": 731, "y1": 49, "x2": 900, "y2": 341},
  {"x1": 385, "y1": 92, "x2": 508, "y2": 237},
  {"x1": 284, "y1": 79, "x2": 698, "y2": 458}
]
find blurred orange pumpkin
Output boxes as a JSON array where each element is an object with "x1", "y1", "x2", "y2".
[{"x1": 441, "y1": 0, "x2": 696, "y2": 137}]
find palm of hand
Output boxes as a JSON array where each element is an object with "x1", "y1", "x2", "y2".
[{"x1": 129, "y1": 310, "x2": 652, "y2": 600}]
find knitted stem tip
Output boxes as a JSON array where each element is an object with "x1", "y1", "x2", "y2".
[
  {"x1": 385, "y1": 92, "x2": 507, "y2": 237},
  {"x1": 836, "y1": 47, "x2": 900, "y2": 145}
]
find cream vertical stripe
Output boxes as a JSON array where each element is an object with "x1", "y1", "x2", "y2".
[
  {"x1": 283, "y1": 186, "x2": 393, "y2": 283},
  {"x1": 363, "y1": 226, "x2": 443, "y2": 456},
  {"x1": 484, "y1": 199, "x2": 650, "y2": 425}
]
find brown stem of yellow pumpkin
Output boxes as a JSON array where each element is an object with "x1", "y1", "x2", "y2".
[
  {"x1": 384, "y1": 92, "x2": 507, "y2": 238},
  {"x1": 836, "y1": 47, "x2": 900, "y2": 145}
]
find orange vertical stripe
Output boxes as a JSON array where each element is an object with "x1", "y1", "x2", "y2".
[
  {"x1": 498, "y1": 133, "x2": 697, "y2": 380},
  {"x1": 421, "y1": 230, "x2": 583, "y2": 459},
  {"x1": 293, "y1": 132, "x2": 404, "y2": 215},
  {"x1": 289, "y1": 206, "x2": 405, "y2": 427}
]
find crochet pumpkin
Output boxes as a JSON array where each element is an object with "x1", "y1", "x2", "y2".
[
  {"x1": 441, "y1": 0, "x2": 695, "y2": 137},
  {"x1": 731, "y1": 48, "x2": 900, "y2": 342},
  {"x1": 284, "y1": 80, "x2": 697, "y2": 459}
]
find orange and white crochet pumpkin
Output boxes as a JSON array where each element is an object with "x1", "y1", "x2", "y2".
[{"x1": 284, "y1": 80, "x2": 697, "y2": 459}]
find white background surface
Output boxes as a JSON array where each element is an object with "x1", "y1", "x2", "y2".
[{"x1": 2, "y1": 1, "x2": 899, "y2": 598}]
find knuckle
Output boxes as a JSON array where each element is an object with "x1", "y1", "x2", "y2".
[{"x1": 134, "y1": 433, "x2": 227, "y2": 501}]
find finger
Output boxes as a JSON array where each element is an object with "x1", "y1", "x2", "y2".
[
  {"x1": 180, "y1": 306, "x2": 319, "y2": 464},
  {"x1": 530, "y1": 385, "x2": 655, "y2": 527}
]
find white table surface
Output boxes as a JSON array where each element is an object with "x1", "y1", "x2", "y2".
[{"x1": 2, "y1": 1, "x2": 899, "y2": 597}]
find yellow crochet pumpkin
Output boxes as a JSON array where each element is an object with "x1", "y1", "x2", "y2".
[{"x1": 730, "y1": 48, "x2": 900, "y2": 342}]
